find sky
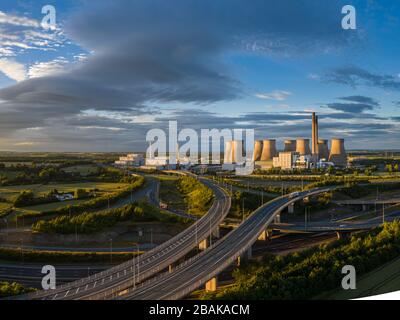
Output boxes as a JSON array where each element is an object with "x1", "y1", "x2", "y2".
[{"x1": 0, "y1": 0, "x2": 399, "y2": 152}]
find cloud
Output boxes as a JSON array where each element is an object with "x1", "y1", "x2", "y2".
[
  {"x1": 0, "y1": 11, "x2": 39, "y2": 28},
  {"x1": 338, "y1": 95, "x2": 380, "y2": 106},
  {"x1": 0, "y1": 13, "x2": 66, "y2": 58},
  {"x1": 0, "y1": 0, "x2": 370, "y2": 150},
  {"x1": 0, "y1": 59, "x2": 26, "y2": 81},
  {"x1": 28, "y1": 57, "x2": 69, "y2": 78},
  {"x1": 255, "y1": 90, "x2": 292, "y2": 101},
  {"x1": 322, "y1": 95, "x2": 380, "y2": 114},
  {"x1": 324, "y1": 66, "x2": 400, "y2": 91}
]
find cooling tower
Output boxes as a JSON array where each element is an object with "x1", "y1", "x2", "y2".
[
  {"x1": 284, "y1": 140, "x2": 296, "y2": 152},
  {"x1": 260, "y1": 139, "x2": 277, "y2": 161},
  {"x1": 296, "y1": 139, "x2": 311, "y2": 156},
  {"x1": 329, "y1": 138, "x2": 347, "y2": 166},
  {"x1": 232, "y1": 140, "x2": 244, "y2": 163},
  {"x1": 318, "y1": 139, "x2": 329, "y2": 161},
  {"x1": 224, "y1": 141, "x2": 234, "y2": 164},
  {"x1": 252, "y1": 140, "x2": 263, "y2": 161}
]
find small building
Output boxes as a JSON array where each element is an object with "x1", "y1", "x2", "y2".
[
  {"x1": 273, "y1": 152, "x2": 300, "y2": 170},
  {"x1": 144, "y1": 156, "x2": 176, "y2": 170},
  {"x1": 295, "y1": 154, "x2": 312, "y2": 169},
  {"x1": 115, "y1": 153, "x2": 145, "y2": 167}
]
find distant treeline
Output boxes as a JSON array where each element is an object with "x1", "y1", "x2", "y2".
[{"x1": 32, "y1": 201, "x2": 188, "y2": 234}]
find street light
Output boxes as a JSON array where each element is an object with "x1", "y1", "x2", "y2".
[
  {"x1": 20, "y1": 238, "x2": 24, "y2": 264},
  {"x1": 136, "y1": 243, "x2": 140, "y2": 284},
  {"x1": 3, "y1": 218, "x2": 8, "y2": 240},
  {"x1": 132, "y1": 243, "x2": 136, "y2": 289},
  {"x1": 305, "y1": 207, "x2": 308, "y2": 231},
  {"x1": 109, "y1": 238, "x2": 113, "y2": 264}
]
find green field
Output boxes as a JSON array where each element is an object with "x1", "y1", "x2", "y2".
[
  {"x1": 319, "y1": 256, "x2": 400, "y2": 299},
  {"x1": 0, "y1": 182, "x2": 129, "y2": 201},
  {"x1": 63, "y1": 164, "x2": 98, "y2": 176}
]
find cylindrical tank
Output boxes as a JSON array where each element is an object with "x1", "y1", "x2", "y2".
[
  {"x1": 252, "y1": 140, "x2": 263, "y2": 161},
  {"x1": 318, "y1": 139, "x2": 329, "y2": 161},
  {"x1": 296, "y1": 138, "x2": 311, "y2": 155},
  {"x1": 224, "y1": 141, "x2": 233, "y2": 164},
  {"x1": 284, "y1": 140, "x2": 296, "y2": 152},
  {"x1": 232, "y1": 140, "x2": 244, "y2": 163},
  {"x1": 329, "y1": 138, "x2": 347, "y2": 166},
  {"x1": 260, "y1": 139, "x2": 277, "y2": 161}
]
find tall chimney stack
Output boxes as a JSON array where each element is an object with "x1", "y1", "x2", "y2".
[{"x1": 312, "y1": 112, "x2": 319, "y2": 160}]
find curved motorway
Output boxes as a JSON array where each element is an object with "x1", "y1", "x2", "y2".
[
  {"x1": 117, "y1": 187, "x2": 334, "y2": 300},
  {"x1": 14, "y1": 177, "x2": 231, "y2": 300}
]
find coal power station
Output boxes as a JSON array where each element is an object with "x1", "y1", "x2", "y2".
[{"x1": 223, "y1": 112, "x2": 347, "y2": 170}]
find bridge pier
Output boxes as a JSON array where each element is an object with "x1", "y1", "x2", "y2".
[
  {"x1": 199, "y1": 238, "x2": 208, "y2": 251},
  {"x1": 205, "y1": 277, "x2": 218, "y2": 292},
  {"x1": 212, "y1": 226, "x2": 220, "y2": 238},
  {"x1": 257, "y1": 229, "x2": 271, "y2": 241},
  {"x1": 362, "y1": 204, "x2": 367, "y2": 211},
  {"x1": 236, "y1": 246, "x2": 253, "y2": 266},
  {"x1": 274, "y1": 213, "x2": 281, "y2": 224},
  {"x1": 335, "y1": 231, "x2": 350, "y2": 240},
  {"x1": 288, "y1": 203, "x2": 294, "y2": 214}
]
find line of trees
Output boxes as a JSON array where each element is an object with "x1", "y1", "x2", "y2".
[
  {"x1": 0, "y1": 282, "x2": 35, "y2": 298},
  {"x1": 18, "y1": 176, "x2": 145, "y2": 219},
  {"x1": 32, "y1": 201, "x2": 188, "y2": 234},
  {"x1": 0, "y1": 247, "x2": 139, "y2": 264},
  {"x1": 178, "y1": 176, "x2": 214, "y2": 216}
]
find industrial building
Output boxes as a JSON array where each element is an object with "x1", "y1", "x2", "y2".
[
  {"x1": 115, "y1": 153, "x2": 145, "y2": 167},
  {"x1": 272, "y1": 112, "x2": 347, "y2": 169}
]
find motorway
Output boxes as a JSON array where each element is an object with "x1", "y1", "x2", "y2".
[
  {"x1": 0, "y1": 263, "x2": 110, "y2": 288},
  {"x1": 117, "y1": 187, "x2": 333, "y2": 300},
  {"x1": 13, "y1": 177, "x2": 230, "y2": 300}
]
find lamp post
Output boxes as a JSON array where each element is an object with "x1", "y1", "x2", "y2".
[
  {"x1": 136, "y1": 243, "x2": 140, "y2": 284},
  {"x1": 382, "y1": 203, "x2": 385, "y2": 224},
  {"x1": 305, "y1": 207, "x2": 308, "y2": 231},
  {"x1": 20, "y1": 238, "x2": 24, "y2": 264},
  {"x1": 3, "y1": 218, "x2": 8, "y2": 240},
  {"x1": 132, "y1": 243, "x2": 136, "y2": 289},
  {"x1": 109, "y1": 238, "x2": 113, "y2": 264}
]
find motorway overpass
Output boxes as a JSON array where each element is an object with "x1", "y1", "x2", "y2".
[
  {"x1": 116, "y1": 187, "x2": 334, "y2": 300},
  {"x1": 14, "y1": 177, "x2": 230, "y2": 300}
]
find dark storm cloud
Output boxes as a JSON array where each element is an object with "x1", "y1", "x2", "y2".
[
  {"x1": 338, "y1": 95, "x2": 380, "y2": 106},
  {"x1": 322, "y1": 95, "x2": 380, "y2": 114},
  {"x1": 0, "y1": 0, "x2": 357, "y2": 147},
  {"x1": 324, "y1": 66, "x2": 400, "y2": 90},
  {"x1": 324, "y1": 102, "x2": 375, "y2": 113}
]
